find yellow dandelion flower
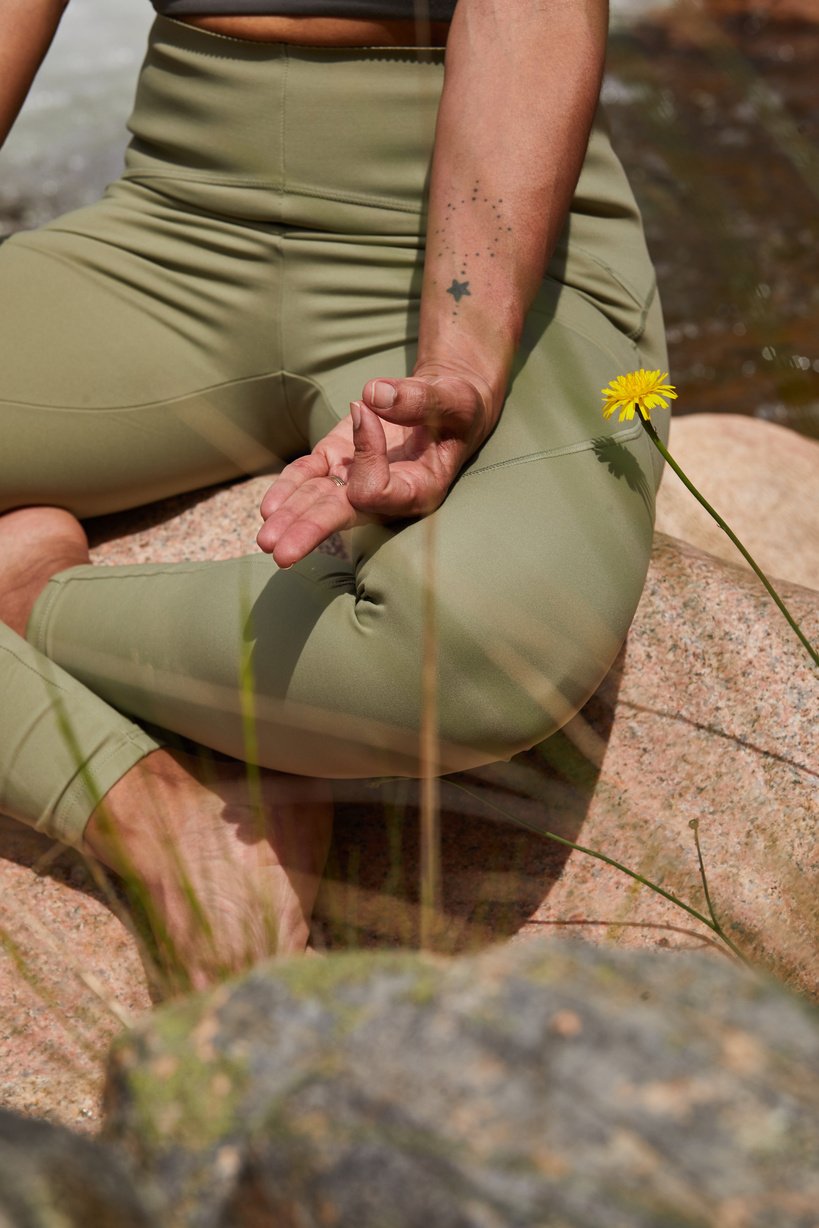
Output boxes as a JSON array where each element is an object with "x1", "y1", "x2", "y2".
[{"x1": 601, "y1": 369, "x2": 678, "y2": 422}]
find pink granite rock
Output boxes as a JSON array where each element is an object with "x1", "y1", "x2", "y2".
[
  {"x1": 0, "y1": 473, "x2": 332, "y2": 1132},
  {"x1": 515, "y1": 534, "x2": 818, "y2": 996},
  {"x1": 0, "y1": 466, "x2": 816, "y2": 1132},
  {"x1": 0, "y1": 817, "x2": 152, "y2": 1133},
  {"x1": 655, "y1": 414, "x2": 819, "y2": 591}
]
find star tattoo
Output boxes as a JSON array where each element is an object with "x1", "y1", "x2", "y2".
[{"x1": 446, "y1": 278, "x2": 471, "y2": 304}]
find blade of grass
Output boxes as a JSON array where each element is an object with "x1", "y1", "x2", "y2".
[{"x1": 448, "y1": 779, "x2": 751, "y2": 965}]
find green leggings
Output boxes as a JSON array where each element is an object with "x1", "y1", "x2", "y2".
[{"x1": 0, "y1": 18, "x2": 668, "y2": 847}]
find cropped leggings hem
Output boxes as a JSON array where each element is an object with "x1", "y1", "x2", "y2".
[
  {"x1": 0, "y1": 631, "x2": 160, "y2": 848},
  {"x1": 52, "y1": 730, "x2": 161, "y2": 850}
]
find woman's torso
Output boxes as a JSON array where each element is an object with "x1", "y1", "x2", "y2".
[
  {"x1": 177, "y1": 16, "x2": 450, "y2": 44},
  {"x1": 152, "y1": 1, "x2": 452, "y2": 45}
]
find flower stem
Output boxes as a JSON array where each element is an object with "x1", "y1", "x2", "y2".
[{"x1": 639, "y1": 412, "x2": 818, "y2": 668}]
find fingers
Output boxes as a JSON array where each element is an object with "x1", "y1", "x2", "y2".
[
  {"x1": 257, "y1": 484, "x2": 354, "y2": 566},
  {"x1": 257, "y1": 455, "x2": 356, "y2": 567},
  {"x1": 361, "y1": 374, "x2": 489, "y2": 443},
  {"x1": 256, "y1": 370, "x2": 488, "y2": 561},
  {"x1": 345, "y1": 400, "x2": 398, "y2": 504},
  {"x1": 259, "y1": 453, "x2": 329, "y2": 520},
  {"x1": 346, "y1": 399, "x2": 458, "y2": 518}
]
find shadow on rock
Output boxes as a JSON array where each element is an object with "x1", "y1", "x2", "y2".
[{"x1": 316, "y1": 688, "x2": 618, "y2": 955}]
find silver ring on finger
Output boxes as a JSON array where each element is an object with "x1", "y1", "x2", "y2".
[{"x1": 329, "y1": 474, "x2": 347, "y2": 488}]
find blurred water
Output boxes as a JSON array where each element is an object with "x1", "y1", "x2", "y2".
[
  {"x1": 1, "y1": 0, "x2": 817, "y2": 437},
  {"x1": 605, "y1": 10, "x2": 819, "y2": 438},
  {"x1": 0, "y1": 0, "x2": 678, "y2": 228},
  {"x1": 0, "y1": 0, "x2": 151, "y2": 228}
]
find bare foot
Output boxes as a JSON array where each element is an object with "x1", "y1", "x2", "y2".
[
  {"x1": 0, "y1": 507, "x2": 90, "y2": 637},
  {"x1": 85, "y1": 750, "x2": 333, "y2": 993}
]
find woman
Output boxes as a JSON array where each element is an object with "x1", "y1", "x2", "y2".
[{"x1": 0, "y1": 0, "x2": 668, "y2": 987}]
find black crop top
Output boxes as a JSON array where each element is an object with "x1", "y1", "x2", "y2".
[{"x1": 152, "y1": 0, "x2": 457, "y2": 18}]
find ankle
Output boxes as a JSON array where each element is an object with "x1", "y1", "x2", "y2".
[
  {"x1": 0, "y1": 507, "x2": 90, "y2": 637},
  {"x1": 84, "y1": 750, "x2": 188, "y2": 876}
]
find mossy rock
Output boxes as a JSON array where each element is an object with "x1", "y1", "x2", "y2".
[
  {"x1": 0, "y1": 1108, "x2": 155, "y2": 1228},
  {"x1": 103, "y1": 940, "x2": 819, "y2": 1228}
]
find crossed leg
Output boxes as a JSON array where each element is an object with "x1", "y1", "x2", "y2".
[{"x1": 0, "y1": 505, "x2": 333, "y2": 991}]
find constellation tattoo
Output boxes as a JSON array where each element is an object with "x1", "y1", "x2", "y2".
[
  {"x1": 446, "y1": 279, "x2": 471, "y2": 304},
  {"x1": 434, "y1": 181, "x2": 510, "y2": 318}
]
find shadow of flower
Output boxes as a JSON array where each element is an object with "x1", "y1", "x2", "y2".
[{"x1": 592, "y1": 435, "x2": 652, "y2": 514}]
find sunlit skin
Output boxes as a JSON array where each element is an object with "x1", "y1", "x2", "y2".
[
  {"x1": 0, "y1": 506, "x2": 334, "y2": 991},
  {"x1": 183, "y1": 13, "x2": 451, "y2": 45}
]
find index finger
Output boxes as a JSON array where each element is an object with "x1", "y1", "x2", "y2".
[
  {"x1": 257, "y1": 479, "x2": 356, "y2": 566},
  {"x1": 259, "y1": 453, "x2": 329, "y2": 520}
]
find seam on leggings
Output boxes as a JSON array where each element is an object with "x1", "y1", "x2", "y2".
[
  {"x1": 119, "y1": 170, "x2": 423, "y2": 216},
  {"x1": 30, "y1": 564, "x2": 209, "y2": 660},
  {"x1": 282, "y1": 369, "x2": 350, "y2": 430},
  {"x1": 280, "y1": 49, "x2": 290, "y2": 206},
  {"x1": 55, "y1": 728, "x2": 159, "y2": 841},
  {"x1": 0, "y1": 641, "x2": 70, "y2": 695},
  {"x1": 41, "y1": 561, "x2": 216, "y2": 590},
  {"x1": 287, "y1": 182, "x2": 423, "y2": 214},
  {"x1": 634, "y1": 277, "x2": 658, "y2": 341},
  {"x1": 531, "y1": 298, "x2": 642, "y2": 371},
  {"x1": 27, "y1": 578, "x2": 69, "y2": 657},
  {"x1": 280, "y1": 371, "x2": 301, "y2": 445},
  {"x1": 551, "y1": 241, "x2": 658, "y2": 342},
  {"x1": 275, "y1": 54, "x2": 289, "y2": 417},
  {"x1": 462, "y1": 423, "x2": 643, "y2": 479},
  {"x1": 0, "y1": 367, "x2": 293, "y2": 414}
]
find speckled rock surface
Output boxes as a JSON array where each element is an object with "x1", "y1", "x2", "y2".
[
  {"x1": 513, "y1": 534, "x2": 818, "y2": 996},
  {"x1": 85, "y1": 476, "x2": 280, "y2": 568},
  {"x1": 0, "y1": 474, "x2": 332, "y2": 1132},
  {"x1": 103, "y1": 939, "x2": 819, "y2": 1228},
  {"x1": 0, "y1": 817, "x2": 152, "y2": 1133},
  {"x1": 655, "y1": 414, "x2": 819, "y2": 590}
]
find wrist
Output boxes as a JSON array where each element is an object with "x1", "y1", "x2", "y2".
[
  {"x1": 416, "y1": 302, "x2": 521, "y2": 417},
  {"x1": 413, "y1": 354, "x2": 501, "y2": 405},
  {"x1": 412, "y1": 345, "x2": 513, "y2": 423}
]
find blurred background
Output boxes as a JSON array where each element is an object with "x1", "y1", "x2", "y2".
[{"x1": 1, "y1": 0, "x2": 817, "y2": 438}]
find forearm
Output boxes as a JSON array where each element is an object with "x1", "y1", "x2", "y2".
[
  {"x1": 0, "y1": 0, "x2": 70, "y2": 149},
  {"x1": 417, "y1": 0, "x2": 608, "y2": 418}
]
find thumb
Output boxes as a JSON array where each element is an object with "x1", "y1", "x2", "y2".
[{"x1": 362, "y1": 375, "x2": 486, "y2": 441}]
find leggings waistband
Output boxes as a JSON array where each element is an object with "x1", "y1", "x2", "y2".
[
  {"x1": 123, "y1": 16, "x2": 447, "y2": 232},
  {"x1": 121, "y1": 13, "x2": 654, "y2": 321}
]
